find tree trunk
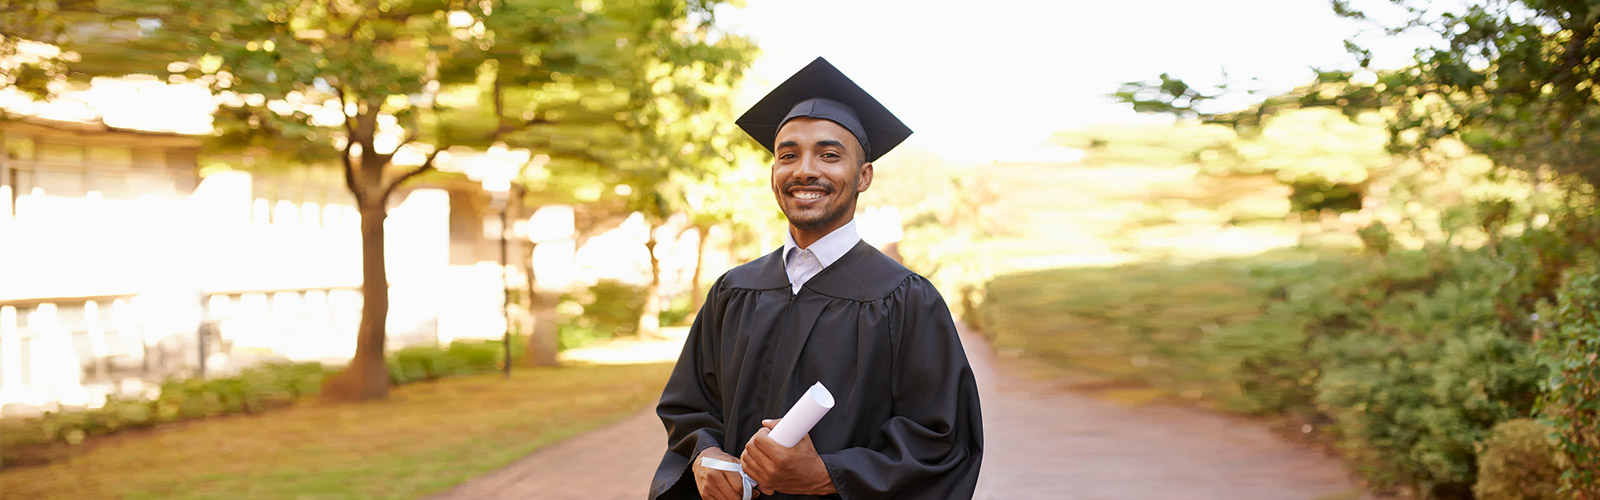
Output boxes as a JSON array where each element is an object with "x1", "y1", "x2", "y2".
[
  {"x1": 524, "y1": 239, "x2": 560, "y2": 367},
  {"x1": 322, "y1": 200, "x2": 391, "y2": 401},
  {"x1": 690, "y1": 223, "x2": 710, "y2": 314},
  {"x1": 638, "y1": 230, "x2": 662, "y2": 338}
]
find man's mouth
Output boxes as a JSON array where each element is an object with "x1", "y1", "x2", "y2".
[{"x1": 789, "y1": 187, "x2": 828, "y2": 200}]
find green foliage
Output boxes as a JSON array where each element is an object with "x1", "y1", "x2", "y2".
[
  {"x1": 1203, "y1": 255, "x2": 1364, "y2": 416},
  {"x1": 1474, "y1": 418, "x2": 1564, "y2": 500},
  {"x1": 65, "y1": 0, "x2": 755, "y2": 397},
  {"x1": 1, "y1": 361, "x2": 325, "y2": 466},
  {"x1": 1536, "y1": 251, "x2": 1600, "y2": 498},
  {"x1": 155, "y1": 362, "x2": 325, "y2": 420},
  {"x1": 659, "y1": 293, "x2": 695, "y2": 327},
  {"x1": 558, "y1": 279, "x2": 646, "y2": 348},
  {"x1": 1118, "y1": 0, "x2": 1600, "y2": 191},
  {"x1": 0, "y1": 0, "x2": 101, "y2": 100},
  {"x1": 1, "y1": 339, "x2": 514, "y2": 467},
  {"x1": 1213, "y1": 232, "x2": 1575, "y2": 498},
  {"x1": 978, "y1": 251, "x2": 1319, "y2": 405},
  {"x1": 387, "y1": 340, "x2": 505, "y2": 384},
  {"x1": 871, "y1": 151, "x2": 995, "y2": 322}
]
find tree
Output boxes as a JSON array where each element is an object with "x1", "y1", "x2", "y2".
[
  {"x1": 78, "y1": 0, "x2": 746, "y2": 400},
  {"x1": 680, "y1": 145, "x2": 780, "y2": 313},
  {"x1": 1118, "y1": 1, "x2": 1600, "y2": 496},
  {"x1": 565, "y1": 11, "x2": 755, "y2": 337},
  {"x1": 0, "y1": 0, "x2": 104, "y2": 101},
  {"x1": 1116, "y1": 0, "x2": 1600, "y2": 190}
]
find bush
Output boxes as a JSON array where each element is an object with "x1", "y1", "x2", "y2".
[
  {"x1": 3, "y1": 361, "x2": 326, "y2": 467},
  {"x1": 559, "y1": 280, "x2": 646, "y2": 348},
  {"x1": 1216, "y1": 242, "x2": 1547, "y2": 498},
  {"x1": 387, "y1": 340, "x2": 505, "y2": 385},
  {"x1": 1474, "y1": 418, "x2": 1564, "y2": 500},
  {"x1": 155, "y1": 362, "x2": 325, "y2": 420},
  {"x1": 1205, "y1": 254, "x2": 1367, "y2": 416},
  {"x1": 1536, "y1": 254, "x2": 1600, "y2": 498},
  {"x1": 3, "y1": 340, "x2": 519, "y2": 467}
]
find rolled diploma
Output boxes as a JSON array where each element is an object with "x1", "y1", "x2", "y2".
[{"x1": 767, "y1": 382, "x2": 835, "y2": 447}]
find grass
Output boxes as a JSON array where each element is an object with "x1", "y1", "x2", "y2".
[
  {"x1": 977, "y1": 249, "x2": 1347, "y2": 409},
  {"x1": 1, "y1": 362, "x2": 673, "y2": 500}
]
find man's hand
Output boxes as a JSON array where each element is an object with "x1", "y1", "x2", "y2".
[
  {"x1": 740, "y1": 419, "x2": 838, "y2": 496},
  {"x1": 693, "y1": 447, "x2": 749, "y2": 500}
]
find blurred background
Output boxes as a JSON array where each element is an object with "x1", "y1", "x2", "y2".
[{"x1": 1, "y1": 0, "x2": 1597, "y2": 499}]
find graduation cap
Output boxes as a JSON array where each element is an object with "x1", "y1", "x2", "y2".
[{"x1": 736, "y1": 57, "x2": 912, "y2": 163}]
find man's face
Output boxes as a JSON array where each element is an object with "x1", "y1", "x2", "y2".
[{"x1": 771, "y1": 117, "x2": 874, "y2": 236}]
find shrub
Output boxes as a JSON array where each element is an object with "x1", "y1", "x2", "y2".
[
  {"x1": 1216, "y1": 242, "x2": 1546, "y2": 498},
  {"x1": 1474, "y1": 418, "x2": 1564, "y2": 500},
  {"x1": 1312, "y1": 248, "x2": 1541, "y2": 498},
  {"x1": 559, "y1": 280, "x2": 647, "y2": 348},
  {"x1": 3, "y1": 340, "x2": 516, "y2": 467},
  {"x1": 387, "y1": 340, "x2": 505, "y2": 384},
  {"x1": 1206, "y1": 254, "x2": 1368, "y2": 416},
  {"x1": 3, "y1": 361, "x2": 326, "y2": 467},
  {"x1": 1536, "y1": 254, "x2": 1600, "y2": 498}
]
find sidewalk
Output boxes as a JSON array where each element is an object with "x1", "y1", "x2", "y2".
[{"x1": 427, "y1": 325, "x2": 1374, "y2": 500}]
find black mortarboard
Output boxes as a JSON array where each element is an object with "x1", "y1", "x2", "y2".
[{"x1": 736, "y1": 57, "x2": 912, "y2": 162}]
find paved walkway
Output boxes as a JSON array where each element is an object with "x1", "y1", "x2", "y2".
[{"x1": 426, "y1": 326, "x2": 1373, "y2": 500}]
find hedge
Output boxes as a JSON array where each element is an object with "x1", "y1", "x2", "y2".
[
  {"x1": 2, "y1": 339, "x2": 509, "y2": 467},
  {"x1": 1206, "y1": 219, "x2": 1600, "y2": 498}
]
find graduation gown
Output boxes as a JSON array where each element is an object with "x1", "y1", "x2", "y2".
[{"x1": 650, "y1": 241, "x2": 984, "y2": 499}]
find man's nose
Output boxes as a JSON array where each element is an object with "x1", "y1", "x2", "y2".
[{"x1": 791, "y1": 155, "x2": 820, "y2": 180}]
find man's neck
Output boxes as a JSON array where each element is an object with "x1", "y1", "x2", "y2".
[{"x1": 790, "y1": 217, "x2": 853, "y2": 249}]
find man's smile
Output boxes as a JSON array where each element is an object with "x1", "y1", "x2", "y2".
[{"x1": 787, "y1": 185, "x2": 830, "y2": 202}]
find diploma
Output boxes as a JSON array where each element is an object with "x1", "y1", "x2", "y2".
[
  {"x1": 698, "y1": 382, "x2": 835, "y2": 500},
  {"x1": 767, "y1": 382, "x2": 835, "y2": 447}
]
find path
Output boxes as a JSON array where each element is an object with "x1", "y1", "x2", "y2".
[{"x1": 425, "y1": 325, "x2": 1373, "y2": 500}]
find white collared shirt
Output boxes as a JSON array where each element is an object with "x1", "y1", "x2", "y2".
[{"x1": 781, "y1": 219, "x2": 861, "y2": 294}]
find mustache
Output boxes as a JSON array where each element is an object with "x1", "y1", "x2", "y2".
[{"x1": 784, "y1": 179, "x2": 837, "y2": 192}]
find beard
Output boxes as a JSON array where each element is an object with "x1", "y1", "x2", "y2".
[{"x1": 779, "y1": 174, "x2": 858, "y2": 232}]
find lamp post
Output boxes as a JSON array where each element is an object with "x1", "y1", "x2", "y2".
[{"x1": 468, "y1": 143, "x2": 530, "y2": 379}]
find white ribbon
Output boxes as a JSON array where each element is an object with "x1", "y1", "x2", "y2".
[
  {"x1": 700, "y1": 457, "x2": 758, "y2": 500},
  {"x1": 696, "y1": 383, "x2": 833, "y2": 500}
]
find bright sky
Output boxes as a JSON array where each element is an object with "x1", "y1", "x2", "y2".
[{"x1": 715, "y1": 0, "x2": 1432, "y2": 164}]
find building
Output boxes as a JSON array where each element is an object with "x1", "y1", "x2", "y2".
[{"x1": 0, "y1": 116, "x2": 513, "y2": 413}]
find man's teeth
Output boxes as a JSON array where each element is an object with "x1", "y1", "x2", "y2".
[{"x1": 795, "y1": 191, "x2": 822, "y2": 200}]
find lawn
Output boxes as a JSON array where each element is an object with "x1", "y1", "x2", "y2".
[
  {"x1": 977, "y1": 249, "x2": 1354, "y2": 410},
  {"x1": 1, "y1": 362, "x2": 673, "y2": 500}
]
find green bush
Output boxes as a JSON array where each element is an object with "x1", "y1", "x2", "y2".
[
  {"x1": 387, "y1": 340, "x2": 505, "y2": 384},
  {"x1": 1205, "y1": 254, "x2": 1367, "y2": 416},
  {"x1": 1474, "y1": 418, "x2": 1564, "y2": 500},
  {"x1": 1216, "y1": 242, "x2": 1547, "y2": 498},
  {"x1": 3, "y1": 340, "x2": 520, "y2": 467},
  {"x1": 3, "y1": 361, "x2": 326, "y2": 467},
  {"x1": 559, "y1": 280, "x2": 646, "y2": 348},
  {"x1": 1536, "y1": 254, "x2": 1600, "y2": 498},
  {"x1": 154, "y1": 362, "x2": 325, "y2": 420},
  {"x1": 659, "y1": 294, "x2": 695, "y2": 327}
]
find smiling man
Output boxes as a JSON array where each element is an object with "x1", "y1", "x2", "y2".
[{"x1": 649, "y1": 57, "x2": 984, "y2": 500}]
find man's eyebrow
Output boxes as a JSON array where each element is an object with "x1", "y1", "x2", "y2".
[
  {"x1": 777, "y1": 140, "x2": 799, "y2": 149},
  {"x1": 816, "y1": 140, "x2": 846, "y2": 149}
]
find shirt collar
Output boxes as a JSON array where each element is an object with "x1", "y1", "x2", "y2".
[{"x1": 782, "y1": 219, "x2": 860, "y2": 269}]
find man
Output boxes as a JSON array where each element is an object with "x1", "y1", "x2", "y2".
[{"x1": 649, "y1": 57, "x2": 984, "y2": 500}]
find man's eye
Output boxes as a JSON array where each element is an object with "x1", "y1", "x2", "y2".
[
  {"x1": 822, "y1": 152, "x2": 840, "y2": 158},
  {"x1": 779, "y1": 153, "x2": 797, "y2": 160}
]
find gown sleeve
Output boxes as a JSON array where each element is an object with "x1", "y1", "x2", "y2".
[
  {"x1": 819, "y1": 276, "x2": 985, "y2": 499},
  {"x1": 650, "y1": 276, "x2": 730, "y2": 499}
]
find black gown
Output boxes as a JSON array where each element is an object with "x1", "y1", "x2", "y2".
[{"x1": 650, "y1": 241, "x2": 984, "y2": 500}]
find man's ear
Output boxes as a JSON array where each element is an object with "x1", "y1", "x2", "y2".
[{"x1": 857, "y1": 162, "x2": 874, "y2": 193}]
